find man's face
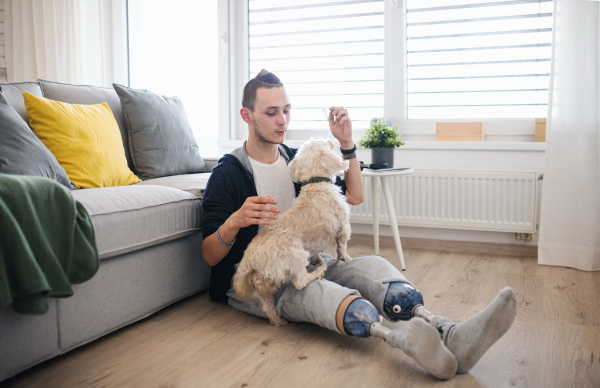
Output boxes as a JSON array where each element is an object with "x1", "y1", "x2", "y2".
[{"x1": 249, "y1": 86, "x2": 291, "y2": 145}]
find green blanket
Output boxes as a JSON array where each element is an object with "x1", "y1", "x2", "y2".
[{"x1": 0, "y1": 174, "x2": 99, "y2": 315}]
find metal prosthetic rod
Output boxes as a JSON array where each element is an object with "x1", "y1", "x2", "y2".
[
  {"x1": 369, "y1": 316, "x2": 407, "y2": 351},
  {"x1": 369, "y1": 316, "x2": 392, "y2": 340},
  {"x1": 413, "y1": 305, "x2": 435, "y2": 323},
  {"x1": 370, "y1": 304, "x2": 436, "y2": 343}
]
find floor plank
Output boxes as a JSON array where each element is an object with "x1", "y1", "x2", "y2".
[{"x1": 4, "y1": 234, "x2": 600, "y2": 388}]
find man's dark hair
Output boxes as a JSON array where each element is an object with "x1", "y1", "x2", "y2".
[{"x1": 242, "y1": 70, "x2": 283, "y2": 111}]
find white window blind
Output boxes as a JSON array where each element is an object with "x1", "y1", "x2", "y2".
[
  {"x1": 248, "y1": 0, "x2": 384, "y2": 131},
  {"x1": 406, "y1": 0, "x2": 553, "y2": 120}
]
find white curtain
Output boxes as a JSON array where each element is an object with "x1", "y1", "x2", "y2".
[
  {"x1": 538, "y1": 0, "x2": 600, "y2": 271},
  {"x1": 4, "y1": 0, "x2": 128, "y2": 86}
]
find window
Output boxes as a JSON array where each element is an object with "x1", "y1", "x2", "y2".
[
  {"x1": 127, "y1": 0, "x2": 220, "y2": 156},
  {"x1": 248, "y1": 0, "x2": 384, "y2": 133},
  {"x1": 406, "y1": 0, "x2": 553, "y2": 120},
  {"x1": 239, "y1": 0, "x2": 554, "y2": 141}
]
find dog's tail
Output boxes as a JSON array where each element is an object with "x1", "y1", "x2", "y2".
[{"x1": 233, "y1": 261, "x2": 255, "y2": 300}]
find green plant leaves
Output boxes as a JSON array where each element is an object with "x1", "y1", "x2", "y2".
[{"x1": 358, "y1": 118, "x2": 406, "y2": 148}]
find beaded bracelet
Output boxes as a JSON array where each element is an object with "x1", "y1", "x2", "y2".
[
  {"x1": 216, "y1": 225, "x2": 236, "y2": 248},
  {"x1": 342, "y1": 152, "x2": 357, "y2": 160}
]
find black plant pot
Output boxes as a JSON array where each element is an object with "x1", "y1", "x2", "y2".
[{"x1": 371, "y1": 147, "x2": 394, "y2": 168}]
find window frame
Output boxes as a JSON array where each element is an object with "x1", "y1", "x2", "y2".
[{"x1": 220, "y1": 0, "x2": 542, "y2": 148}]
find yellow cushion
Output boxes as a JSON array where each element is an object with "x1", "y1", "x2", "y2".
[{"x1": 23, "y1": 92, "x2": 141, "y2": 188}]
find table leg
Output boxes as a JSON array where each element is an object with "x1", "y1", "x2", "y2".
[
  {"x1": 380, "y1": 176, "x2": 406, "y2": 270},
  {"x1": 371, "y1": 176, "x2": 380, "y2": 255}
]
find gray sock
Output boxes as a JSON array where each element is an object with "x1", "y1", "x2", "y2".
[
  {"x1": 431, "y1": 287, "x2": 518, "y2": 373},
  {"x1": 372, "y1": 319, "x2": 457, "y2": 380}
]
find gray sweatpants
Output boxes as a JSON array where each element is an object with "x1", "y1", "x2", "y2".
[{"x1": 227, "y1": 254, "x2": 409, "y2": 334}]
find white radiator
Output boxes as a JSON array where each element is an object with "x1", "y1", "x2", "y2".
[{"x1": 351, "y1": 169, "x2": 539, "y2": 233}]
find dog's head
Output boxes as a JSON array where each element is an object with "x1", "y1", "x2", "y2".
[{"x1": 288, "y1": 138, "x2": 350, "y2": 182}]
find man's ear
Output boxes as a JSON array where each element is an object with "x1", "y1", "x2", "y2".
[{"x1": 240, "y1": 108, "x2": 253, "y2": 124}]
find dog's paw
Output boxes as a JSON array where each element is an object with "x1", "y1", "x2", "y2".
[
  {"x1": 270, "y1": 317, "x2": 288, "y2": 327},
  {"x1": 339, "y1": 254, "x2": 352, "y2": 262},
  {"x1": 316, "y1": 263, "x2": 328, "y2": 278}
]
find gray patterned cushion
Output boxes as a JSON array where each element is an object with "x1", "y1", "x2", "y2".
[{"x1": 113, "y1": 83, "x2": 206, "y2": 179}]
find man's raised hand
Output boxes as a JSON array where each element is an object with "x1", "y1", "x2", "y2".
[{"x1": 328, "y1": 106, "x2": 353, "y2": 149}]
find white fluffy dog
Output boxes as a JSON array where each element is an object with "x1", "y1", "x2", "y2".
[{"x1": 233, "y1": 138, "x2": 353, "y2": 326}]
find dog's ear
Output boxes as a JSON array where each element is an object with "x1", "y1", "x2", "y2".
[
  {"x1": 288, "y1": 158, "x2": 299, "y2": 181},
  {"x1": 341, "y1": 159, "x2": 350, "y2": 171},
  {"x1": 318, "y1": 147, "x2": 349, "y2": 176},
  {"x1": 327, "y1": 139, "x2": 335, "y2": 150}
]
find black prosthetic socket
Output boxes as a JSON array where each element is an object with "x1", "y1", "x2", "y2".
[{"x1": 383, "y1": 282, "x2": 424, "y2": 321}]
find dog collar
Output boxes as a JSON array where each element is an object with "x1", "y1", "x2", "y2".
[{"x1": 300, "y1": 177, "x2": 333, "y2": 187}]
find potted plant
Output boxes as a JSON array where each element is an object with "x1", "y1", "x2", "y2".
[{"x1": 358, "y1": 118, "x2": 406, "y2": 168}]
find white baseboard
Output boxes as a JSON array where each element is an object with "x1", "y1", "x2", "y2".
[{"x1": 351, "y1": 223, "x2": 538, "y2": 246}]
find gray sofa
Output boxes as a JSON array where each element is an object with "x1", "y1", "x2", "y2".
[{"x1": 0, "y1": 80, "x2": 214, "y2": 381}]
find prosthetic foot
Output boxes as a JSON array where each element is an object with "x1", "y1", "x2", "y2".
[
  {"x1": 414, "y1": 287, "x2": 518, "y2": 373},
  {"x1": 342, "y1": 298, "x2": 457, "y2": 380},
  {"x1": 370, "y1": 318, "x2": 457, "y2": 380}
]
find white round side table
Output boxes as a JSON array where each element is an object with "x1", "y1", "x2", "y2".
[{"x1": 361, "y1": 168, "x2": 415, "y2": 270}]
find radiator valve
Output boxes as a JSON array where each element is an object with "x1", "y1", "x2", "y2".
[{"x1": 515, "y1": 233, "x2": 532, "y2": 242}]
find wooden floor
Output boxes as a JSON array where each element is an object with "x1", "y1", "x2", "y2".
[{"x1": 4, "y1": 234, "x2": 600, "y2": 388}]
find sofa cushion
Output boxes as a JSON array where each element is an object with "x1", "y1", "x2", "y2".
[
  {"x1": 133, "y1": 173, "x2": 211, "y2": 198},
  {"x1": 0, "y1": 81, "x2": 44, "y2": 122},
  {"x1": 23, "y1": 92, "x2": 141, "y2": 189},
  {"x1": 37, "y1": 79, "x2": 135, "y2": 171},
  {"x1": 71, "y1": 185, "x2": 202, "y2": 259},
  {"x1": 0, "y1": 92, "x2": 74, "y2": 189},
  {"x1": 113, "y1": 83, "x2": 206, "y2": 180}
]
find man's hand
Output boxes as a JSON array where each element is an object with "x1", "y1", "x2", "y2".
[
  {"x1": 327, "y1": 106, "x2": 364, "y2": 206},
  {"x1": 202, "y1": 195, "x2": 280, "y2": 266},
  {"x1": 229, "y1": 195, "x2": 280, "y2": 229},
  {"x1": 328, "y1": 106, "x2": 354, "y2": 149}
]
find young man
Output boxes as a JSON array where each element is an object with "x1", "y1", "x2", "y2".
[{"x1": 201, "y1": 70, "x2": 517, "y2": 380}]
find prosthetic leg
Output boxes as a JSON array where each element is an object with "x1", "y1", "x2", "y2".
[
  {"x1": 383, "y1": 282, "x2": 518, "y2": 374},
  {"x1": 342, "y1": 298, "x2": 457, "y2": 380}
]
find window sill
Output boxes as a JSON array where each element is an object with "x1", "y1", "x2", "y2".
[
  {"x1": 213, "y1": 139, "x2": 546, "y2": 159},
  {"x1": 396, "y1": 141, "x2": 546, "y2": 152}
]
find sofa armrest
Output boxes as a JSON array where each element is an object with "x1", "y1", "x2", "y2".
[{"x1": 203, "y1": 158, "x2": 219, "y2": 171}]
